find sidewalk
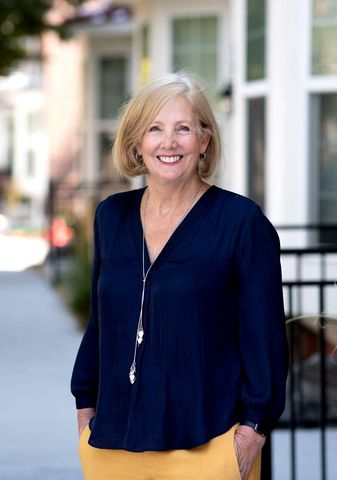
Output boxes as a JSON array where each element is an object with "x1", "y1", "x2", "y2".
[{"x1": 0, "y1": 269, "x2": 83, "y2": 480}]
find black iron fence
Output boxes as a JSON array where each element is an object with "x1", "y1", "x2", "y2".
[{"x1": 262, "y1": 225, "x2": 337, "y2": 480}]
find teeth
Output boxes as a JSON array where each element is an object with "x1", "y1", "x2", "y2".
[{"x1": 158, "y1": 156, "x2": 182, "y2": 163}]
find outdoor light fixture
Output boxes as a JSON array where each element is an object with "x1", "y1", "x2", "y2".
[{"x1": 218, "y1": 83, "x2": 233, "y2": 115}]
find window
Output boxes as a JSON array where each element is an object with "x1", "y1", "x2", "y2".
[
  {"x1": 98, "y1": 57, "x2": 127, "y2": 119},
  {"x1": 318, "y1": 94, "x2": 337, "y2": 240},
  {"x1": 172, "y1": 16, "x2": 218, "y2": 97},
  {"x1": 96, "y1": 56, "x2": 128, "y2": 180},
  {"x1": 247, "y1": 98, "x2": 266, "y2": 209},
  {"x1": 312, "y1": 0, "x2": 337, "y2": 75},
  {"x1": 246, "y1": 0, "x2": 266, "y2": 81}
]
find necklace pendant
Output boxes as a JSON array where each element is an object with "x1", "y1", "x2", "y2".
[
  {"x1": 129, "y1": 362, "x2": 136, "y2": 384},
  {"x1": 137, "y1": 327, "x2": 144, "y2": 346}
]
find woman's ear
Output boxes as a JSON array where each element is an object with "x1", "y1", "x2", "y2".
[
  {"x1": 201, "y1": 133, "x2": 211, "y2": 152},
  {"x1": 135, "y1": 142, "x2": 142, "y2": 156}
]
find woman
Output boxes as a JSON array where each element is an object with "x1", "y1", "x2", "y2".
[{"x1": 71, "y1": 72, "x2": 288, "y2": 480}]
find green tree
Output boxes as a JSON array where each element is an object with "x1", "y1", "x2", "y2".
[{"x1": 0, "y1": 0, "x2": 83, "y2": 76}]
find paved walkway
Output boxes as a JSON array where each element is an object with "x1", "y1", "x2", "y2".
[{"x1": 0, "y1": 269, "x2": 83, "y2": 480}]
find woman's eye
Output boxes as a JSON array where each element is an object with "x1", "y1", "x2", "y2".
[
  {"x1": 176, "y1": 125, "x2": 190, "y2": 134},
  {"x1": 148, "y1": 125, "x2": 161, "y2": 132}
]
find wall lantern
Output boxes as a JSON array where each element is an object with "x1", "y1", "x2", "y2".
[{"x1": 218, "y1": 83, "x2": 233, "y2": 115}]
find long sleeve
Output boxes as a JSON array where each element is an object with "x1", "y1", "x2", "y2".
[
  {"x1": 235, "y1": 204, "x2": 288, "y2": 431},
  {"x1": 70, "y1": 203, "x2": 102, "y2": 409}
]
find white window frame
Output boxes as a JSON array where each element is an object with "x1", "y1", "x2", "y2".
[
  {"x1": 85, "y1": 43, "x2": 131, "y2": 183},
  {"x1": 166, "y1": 6, "x2": 227, "y2": 96},
  {"x1": 238, "y1": 0, "x2": 268, "y2": 202}
]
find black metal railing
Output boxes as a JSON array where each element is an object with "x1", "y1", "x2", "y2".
[
  {"x1": 262, "y1": 225, "x2": 337, "y2": 480},
  {"x1": 281, "y1": 279, "x2": 336, "y2": 480}
]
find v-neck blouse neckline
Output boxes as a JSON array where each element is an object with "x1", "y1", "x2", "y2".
[{"x1": 133, "y1": 184, "x2": 217, "y2": 270}]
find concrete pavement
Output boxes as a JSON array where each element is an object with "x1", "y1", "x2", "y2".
[{"x1": 0, "y1": 269, "x2": 83, "y2": 480}]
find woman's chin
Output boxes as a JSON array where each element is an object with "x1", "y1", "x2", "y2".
[{"x1": 148, "y1": 170, "x2": 197, "y2": 185}]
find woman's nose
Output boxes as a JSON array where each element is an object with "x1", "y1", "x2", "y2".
[{"x1": 160, "y1": 130, "x2": 177, "y2": 148}]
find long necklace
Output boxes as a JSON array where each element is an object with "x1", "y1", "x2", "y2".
[{"x1": 129, "y1": 181, "x2": 205, "y2": 384}]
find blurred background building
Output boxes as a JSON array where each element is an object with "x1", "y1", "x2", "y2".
[
  {"x1": 0, "y1": 0, "x2": 336, "y2": 238},
  {"x1": 44, "y1": 0, "x2": 337, "y2": 239}
]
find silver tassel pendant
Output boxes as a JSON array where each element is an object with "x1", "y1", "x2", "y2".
[
  {"x1": 137, "y1": 327, "x2": 144, "y2": 345},
  {"x1": 129, "y1": 362, "x2": 136, "y2": 384}
]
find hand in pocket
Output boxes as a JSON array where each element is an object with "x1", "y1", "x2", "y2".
[
  {"x1": 78, "y1": 423, "x2": 89, "y2": 438},
  {"x1": 233, "y1": 426, "x2": 265, "y2": 480},
  {"x1": 77, "y1": 407, "x2": 95, "y2": 438}
]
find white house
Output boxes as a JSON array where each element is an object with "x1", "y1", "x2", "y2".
[{"x1": 62, "y1": 0, "x2": 337, "y2": 242}]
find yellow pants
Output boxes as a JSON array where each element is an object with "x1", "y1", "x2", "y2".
[{"x1": 78, "y1": 423, "x2": 261, "y2": 480}]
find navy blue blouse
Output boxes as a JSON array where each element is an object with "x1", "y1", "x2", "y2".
[{"x1": 70, "y1": 185, "x2": 288, "y2": 451}]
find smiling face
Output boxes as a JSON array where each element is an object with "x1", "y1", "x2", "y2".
[{"x1": 137, "y1": 95, "x2": 210, "y2": 185}]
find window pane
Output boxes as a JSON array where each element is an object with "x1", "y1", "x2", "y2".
[
  {"x1": 246, "y1": 0, "x2": 266, "y2": 80},
  {"x1": 172, "y1": 16, "x2": 218, "y2": 97},
  {"x1": 99, "y1": 57, "x2": 127, "y2": 119},
  {"x1": 312, "y1": 0, "x2": 337, "y2": 74},
  {"x1": 319, "y1": 94, "x2": 337, "y2": 230},
  {"x1": 248, "y1": 98, "x2": 265, "y2": 209}
]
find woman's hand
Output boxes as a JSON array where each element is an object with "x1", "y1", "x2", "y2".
[
  {"x1": 233, "y1": 425, "x2": 266, "y2": 480},
  {"x1": 77, "y1": 407, "x2": 95, "y2": 437}
]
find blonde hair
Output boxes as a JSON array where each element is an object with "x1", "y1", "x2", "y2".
[{"x1": 112, "y1": 71, "x2": 221, "y2": 178}]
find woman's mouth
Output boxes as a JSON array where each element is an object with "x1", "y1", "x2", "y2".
[{"x1": 157, "y1": 155, "x2": 183, "y2": 164}]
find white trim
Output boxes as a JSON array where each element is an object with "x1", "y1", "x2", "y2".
[
  {"x1": 85, "y1": 42, "x2": 131, "y2": 183},
  {"x1": 164, "y1": 1, "x2": 228, "y2": 17},
  {"x1": 307, "y1": 77, "x2": 337, "y2": 93},
  {"x1": 308, "y1": 94, "x2": 320, "y2": 225},
  {"x1": 308, "y1": 0, "x2": 313, "y2": 78},
  {"x1": 150, "y1": 2, "x2": 170, "y2": 74},
  {"x1": 230, "y1": 0, "x2": 247, "y2": 194},
  {"x1": 305, "y1": 0, "x2": 313, "y2": 79},
  {"x1": 302, "y1": 0, "x2": 312, "y2": 231},
  {"x1": 71, "y1": 21, "x2": 133, "y2": 38},
  {"x1": 240, "y1": 81, "x2": 268, "y2": 97}
]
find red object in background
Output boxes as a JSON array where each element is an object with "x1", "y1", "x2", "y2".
[{"x1": 45, "y1": 217, "x2": 74, "y2": 247}]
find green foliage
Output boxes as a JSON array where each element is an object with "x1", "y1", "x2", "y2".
[
  {"x1": 0, "y1": 0, "x2": 86, "y2": 75},
  {"x1": 64, "y1": 215, "x2": 92, "y2": 327}
]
